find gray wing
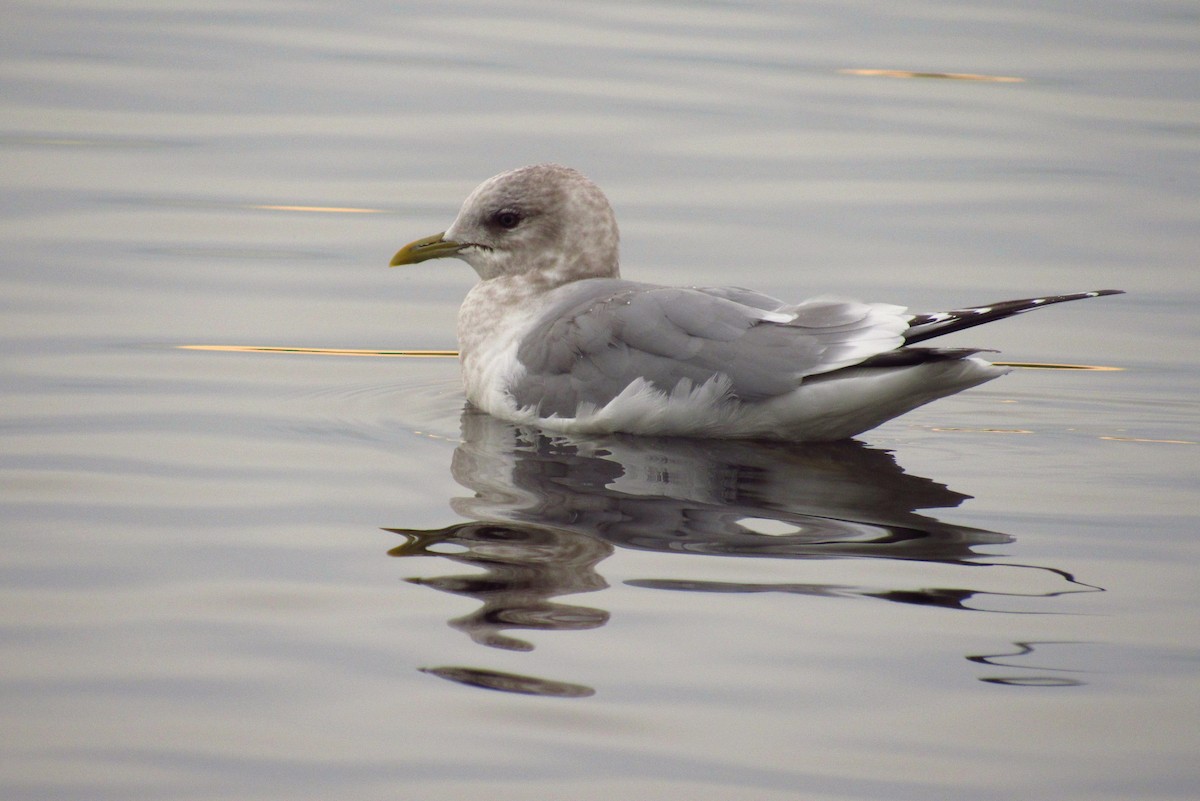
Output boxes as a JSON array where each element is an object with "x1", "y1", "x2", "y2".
[{"x1": 512, "y1": 280, "x2": 909, "y2": 417}]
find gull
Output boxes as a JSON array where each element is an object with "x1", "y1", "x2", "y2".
[{"x1": 389, "y1": 164, "x2": 1121, "y2": 441}]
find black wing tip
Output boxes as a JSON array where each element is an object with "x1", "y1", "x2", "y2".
[{"x1": 901, "y1": 288, "x2": 1126, "y2": 346}]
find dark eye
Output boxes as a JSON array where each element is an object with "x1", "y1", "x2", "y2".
[{"x1": 491, "y1": 209, "x2": 522, "y2": 230}]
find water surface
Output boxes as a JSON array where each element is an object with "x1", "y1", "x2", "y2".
[{"x1": 3, "y1": 2, "x2": 1198, "y2": 799}]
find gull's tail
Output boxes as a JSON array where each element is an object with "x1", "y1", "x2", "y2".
[{"x1": 904, "y1": 289, "x2": 1124, "y2": 345}]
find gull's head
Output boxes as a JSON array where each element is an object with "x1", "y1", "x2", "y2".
[{"x1": 389, "y1": 164, "x2": 620, "y2": 285}]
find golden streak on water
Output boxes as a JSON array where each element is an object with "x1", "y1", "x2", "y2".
[
  {"x1": 250, "y1": 205, "x2": 386, "y2": 214},
  {"x1": 994, "y1": 362, "x2": 1124, "y2": 371},
  {"x1": 840, "y1": 69, "x2": 1025, "y2": 83},
  {"x1": 932, "y1": 427, "x2": 1034, "y2": 434},
  {"x1": 179, "y1": 345, "x2": 457, "y2": 357},
  {"x1": 1100, "y1": 436, "x2": 1196, "y2": 445},
  {"x1": 26, "y1": 137, "x2": 92, "y2": 146}
]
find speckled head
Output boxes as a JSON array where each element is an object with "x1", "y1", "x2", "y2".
[{"x1": 390, "y1": 164, "x2": 621, "y2": 286}]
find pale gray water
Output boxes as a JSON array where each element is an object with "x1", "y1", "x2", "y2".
[{"x1": 2, "y1": 2, "x2": 1198, "y2": 799}]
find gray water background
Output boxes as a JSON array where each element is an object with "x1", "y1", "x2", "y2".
[{"x1": 3, "y1": 2, "x2": 1198, "y2": 799}]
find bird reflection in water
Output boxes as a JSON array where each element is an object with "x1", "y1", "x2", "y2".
[{"x1": 387, "y1": 410, "x2": 1100, "y2": 696}]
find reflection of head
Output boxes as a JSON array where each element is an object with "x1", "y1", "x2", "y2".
[{"x1": 387, "y1": 520, "x2": 610, "y2": 652}]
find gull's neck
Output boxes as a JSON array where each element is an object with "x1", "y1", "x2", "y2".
[{"x1": 455, "y1": 274, "x2": 549, "y2": 366}]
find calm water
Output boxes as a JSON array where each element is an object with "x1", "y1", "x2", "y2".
[{"x1": 3, "y1": 1, "x2": 1198, "y2": 799}]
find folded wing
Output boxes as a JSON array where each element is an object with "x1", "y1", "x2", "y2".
[{"x1": 512, "y1": 280, "x2": 910, "y2": 417}]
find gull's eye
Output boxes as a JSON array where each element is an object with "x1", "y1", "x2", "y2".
[{"x1": 491, "y1": 209, "x2": 522, "y2": 230}]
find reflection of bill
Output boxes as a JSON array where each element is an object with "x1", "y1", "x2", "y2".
[{"x1": 387, "y1": 410, "x2": 1101, "y2": 695}]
